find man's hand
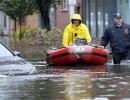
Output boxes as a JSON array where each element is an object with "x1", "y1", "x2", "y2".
[{"x1": 99, "y1": 46, "x2": 105, "y2": 49}]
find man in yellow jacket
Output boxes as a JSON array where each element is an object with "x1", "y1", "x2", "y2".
[{"x1": 62, "y1": 14, "x2": 92, "y2": 47}]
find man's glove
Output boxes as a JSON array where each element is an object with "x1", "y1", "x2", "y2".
[{"x1": 99, "y1": 46, "x2": 105, "y2": 49}]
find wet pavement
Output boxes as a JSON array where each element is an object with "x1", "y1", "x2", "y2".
[{"x1": 0, "y1": 64, "x2": 130, "y2": 100}]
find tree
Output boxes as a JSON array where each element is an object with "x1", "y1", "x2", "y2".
[
  {"x1": 0, "y1": 0, "x2": 36, "y2": 39},
  {"x1": 35, "y1": 0, "x2": 55, "y2": 31}
]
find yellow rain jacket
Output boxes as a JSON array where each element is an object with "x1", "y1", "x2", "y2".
[{"x1": 62, "y1": 14, "x2": 92, "y2": 47}]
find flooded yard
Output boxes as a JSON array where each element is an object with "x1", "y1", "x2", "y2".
[{"x1": 0, "y1": 36, "x2": 130, "y2": 100}]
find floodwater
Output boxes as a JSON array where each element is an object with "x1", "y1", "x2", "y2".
[
  {"x1": 0, "y1": 36, "x2": 130, "y2": 100},
  {"x1": 0, "y1": 65, "x2": 130, "y2": 100}
]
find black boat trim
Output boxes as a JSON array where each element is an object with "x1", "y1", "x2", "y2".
[{"x1": 46, "y1": 52, "x2": 108, "y2": 60}]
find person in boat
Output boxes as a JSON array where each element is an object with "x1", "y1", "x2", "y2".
[
  {"x1": 62, "y1": 13, "x2": 92, "y2": 47},
  {"x1": 101, "y1": 13, "x2": 130, "y2": 64}
]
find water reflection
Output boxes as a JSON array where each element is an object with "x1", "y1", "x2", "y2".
[
  {"x1": 48, "y1": 65, "x2": 109, "y2": 100},
  {"x1": 0, "y1": 64, "x2": 130, "y2": 100},
  {"x1": 0, "y1": 36, "x2": 44, "y2": 61}
]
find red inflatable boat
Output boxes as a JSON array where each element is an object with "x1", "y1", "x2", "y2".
[{"x1": 46, "y1": 45, "x2": 110, "y2": 66}]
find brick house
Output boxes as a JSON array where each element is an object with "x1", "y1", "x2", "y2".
[
  {"x1": 10, "y1": 0, "x2": 83, "y2": 34},
  {"x1": 55, "y1": 0, "x2": 82, "y2": 31},
  {"x1": 10, "y1": 12, "x2": 40, "y2": 33}
]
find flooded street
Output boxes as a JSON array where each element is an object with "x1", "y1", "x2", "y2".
[
  {"x1": 0, "y1": 65, "x2": 130, "y2": 100},
  {"x1": 0, "y1": 36, "x2": 130, "y2": 100}
]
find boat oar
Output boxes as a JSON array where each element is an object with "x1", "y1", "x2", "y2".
[{"x1": 72, "y1": 48, "x2": 82, "y2": 60}]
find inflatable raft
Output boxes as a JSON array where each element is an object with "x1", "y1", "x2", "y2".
[{"x1": 46, "y1": 45, "x2": 110, "y2": 66}]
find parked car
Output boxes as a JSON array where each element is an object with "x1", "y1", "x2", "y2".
[{"x1": 0, "y1": 42, "x2": 37, "y2": 75}]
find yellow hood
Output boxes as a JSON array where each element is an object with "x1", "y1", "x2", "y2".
[{"x1": 71, "y1": 14, "x2": 82, "y2": 21}]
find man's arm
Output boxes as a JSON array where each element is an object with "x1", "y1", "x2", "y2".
[
  {"x1": 101, "y1": 29, "x2": 109, "y2": 47},
  {"x1": 62, "y1": 26, "x2": 70, "y2": 47}
]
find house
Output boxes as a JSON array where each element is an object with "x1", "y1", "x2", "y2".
[
  {"x1": 10, "y1": 12, "x2": 41, "y2": 33},
  {"x1": 2, "y1": 0, "x2": 82, "y2": 35},
  {"x1": 3, "y1": 0, "x2": 130, "y2": 38},
  {"x1": 55, "y1": 0, "x2": 82, "y2": 31}
]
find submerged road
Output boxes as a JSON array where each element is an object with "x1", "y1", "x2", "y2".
[{"x1": 0, "y1": 62, "x2": 130, "y2": 100}]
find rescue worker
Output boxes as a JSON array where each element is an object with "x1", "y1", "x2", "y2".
[
  {"x1": 62, "y1": 14, "x2": 92, "y2": 47},
  {"x1": 101, "y1": 13, "x2": 130, "y2": 64}
]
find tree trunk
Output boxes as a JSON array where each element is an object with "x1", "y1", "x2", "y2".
[
  {"x1": 41, "y1": 12, "x2": 51, "y2": 31},
  {"x1": 19, "y1": 19, "x2": 23, "y2": 40},
  {"x1": 36, "y1": 0, "x2": 52, "y2": 31},
  {"x1": 19, "y1": 22, "x2": 22, "y2": 40},
  {"x1": 14, "y1": 20, "x2": 17, "y2": 31}
]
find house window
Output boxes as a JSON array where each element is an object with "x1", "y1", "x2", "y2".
[{"x1": 62, "y1": 0, "x2": 67, "y2": 10}]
